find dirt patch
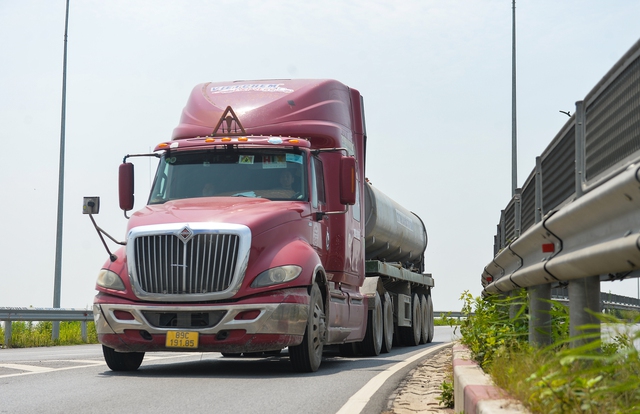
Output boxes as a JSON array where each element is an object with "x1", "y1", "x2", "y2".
[{"x1": 383, "y1": 345, "x2": 454, "y2": 414}]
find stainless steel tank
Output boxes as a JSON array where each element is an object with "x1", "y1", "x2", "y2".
[{"x1": 363, "y1": 183, "x2": 428, "y2": 269}]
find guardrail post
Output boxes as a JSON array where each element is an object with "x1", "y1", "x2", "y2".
[
  {"x1": 3, "y1": 320, "x2": 12, "y2": 348},
  {"x1": 81, "y1": 320, "x2": 87, "y2": 342},
  {"x1": 528, "y1": 156, "x2": 552, "y2": 345},
  {"x1": 569, "y1": 277, "x2": 601, "y2": 346},
  {"x1": 568, "y1": 100, "x2": 601, "y2": 347},
  {"x1": 529, "y1": 285, "x2": 552, "y2": 345},
  {"x1": 508, "y1": 190, "x2": 524, "y2": 319}
]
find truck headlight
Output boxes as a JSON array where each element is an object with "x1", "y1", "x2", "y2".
[
  {"x1": 97, "y1": 269, "x2": 126, "y2": 291},
  {"x1": 251, "y1": 265, "x2": 302, "y2": 288}
]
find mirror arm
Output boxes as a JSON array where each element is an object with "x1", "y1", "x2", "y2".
[{"x1": 88, "y1": 214, "x2": 125, "y2": 262}]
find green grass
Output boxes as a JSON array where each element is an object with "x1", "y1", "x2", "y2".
[
  {"x1": 0, "y1": 321, "x2": 99, "y2": 348},
  {"x1": 434, "y1": 316, "x2": 459, "y2": 326},
  {"x1": 455, "y1": 289, "x2": 640, "y2": 413}
]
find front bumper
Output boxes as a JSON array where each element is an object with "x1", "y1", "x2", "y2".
[{"x1": 94, "y1": 288, "x2": 309, "y2": 353}]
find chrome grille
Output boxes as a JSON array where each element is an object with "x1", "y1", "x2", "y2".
[{"x1": 133, "y1": 233, "x2": 239, "y2": 295}]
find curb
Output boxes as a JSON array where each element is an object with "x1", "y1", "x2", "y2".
[{"x1": 452, "y1": 344, "x2": 529, "y2": 414}]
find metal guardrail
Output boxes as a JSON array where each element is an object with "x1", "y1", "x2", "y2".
[
  {"x1": 435, "y1": 311, "x2": 466, "y2": 319},
  {"x1": 0, "y1": 307, "x2": 93, "y2": 348},
  {"x1": 483, "y1": 38, "x2": 640, "y2": 294},
  {"x1": 1, "y1": 308, "x2": 463, "y2": 347},
  {"x1": 550, "y1": 288, "x2": 640, "y2": 311}
]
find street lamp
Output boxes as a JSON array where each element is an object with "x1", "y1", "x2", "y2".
[{"x1": 52, "y1": 0, "x2": 70, "y2": 340}]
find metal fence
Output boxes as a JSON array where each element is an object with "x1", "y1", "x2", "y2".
[
  {"x1": 483, "y1": 38, "x2": 640, "y2": 294},
  {"x1": 0, "y1": 308, "x2": 93, "y2": 348},
  {"x1": 551, "y1": 287, "x2": 640, "y2": 311}
]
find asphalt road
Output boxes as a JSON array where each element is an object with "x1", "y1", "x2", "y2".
[{"x1": 0, "y1": 326, "x2": 458, "y2": 414}]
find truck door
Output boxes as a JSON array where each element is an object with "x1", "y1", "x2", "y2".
[{"x1": 310, "y1": 155, "x2": 328, "y2": 261}]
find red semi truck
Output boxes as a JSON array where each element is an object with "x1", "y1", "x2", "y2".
[{"x1": 86, "y1": 79, "x2": 434, "y2": 372}]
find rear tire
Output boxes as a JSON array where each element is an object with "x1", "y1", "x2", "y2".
[
  {"x1": 361, "y1": 291, "x2": 383, "y2": 356},
  {"x1": 102, "y1": 345, "x2": 144, "y2": 371},
  {"x1": 399, "y1": 293, "x2": 421, "y2": 346},
  {"x1": 420, "y1": 294, "x2": 429, "y2": 344},
  {"x1": 425, "y1": 293, "x2": 434, "y2": 343},
  {"x1": 381, "y1": 291, "x2": 394, "y2": 353},
  {"x1": 289, "y1": 283, "x2": 326, "y2": 372}
]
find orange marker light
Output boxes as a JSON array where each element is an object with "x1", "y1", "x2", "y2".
[
  {"x1": 205, "y1": 138, "x2": 215, "y2": 143},
  {"x1": 222, "y1": 137, "x2": 232, "y2": 142},
  {"x1": 238, "y1": 137, "x2": 248, "y2": 142},
  {"x1": 289, "y1": 139, "x2": 299, "y2": 144},
  {"x1": 158, "y1": 143, "x2": 169, "y2": 148}
]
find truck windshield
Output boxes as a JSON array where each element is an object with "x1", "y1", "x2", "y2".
[{"x1": 149, "y1": 149, "x2": 308, "y2": 204}]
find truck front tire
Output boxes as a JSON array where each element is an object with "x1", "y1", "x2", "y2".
[
  {"x1": 102, "y1": 345, "x2": 144, "y2": 371},
  {"x1": 289, "y1": 283, "x2": 325, "y2": 372}
]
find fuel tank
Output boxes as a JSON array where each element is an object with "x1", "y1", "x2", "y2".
[{"x1": 363, "y1": 183, "x2": 428, "y2": 269}]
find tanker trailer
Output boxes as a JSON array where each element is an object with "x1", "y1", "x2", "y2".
[{"x1": 362, "y1": 182, "x2": 434, "y2": 350}]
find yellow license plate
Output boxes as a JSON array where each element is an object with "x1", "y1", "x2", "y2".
[{"x1": 166, "y1": 331, "x2": 199, "y2": 349}]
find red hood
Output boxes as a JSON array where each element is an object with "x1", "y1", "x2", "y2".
[{"x1": 128, "y1": 197, "x2": 308, "y2": 236}]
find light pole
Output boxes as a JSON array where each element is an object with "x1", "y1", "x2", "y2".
[
  {"x1": 53, "y1": 0, "x2": 70, "y2": 340},
  {"x1": 511, "y1": 0, "x2": 518, "y2": 196}
]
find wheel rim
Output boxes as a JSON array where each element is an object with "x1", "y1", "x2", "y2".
[{"x1": 310, "y1": 293, "x2": 326, "y2": 362}]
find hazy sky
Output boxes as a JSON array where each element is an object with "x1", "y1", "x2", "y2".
[{"x1": 1, "y1": 0, "x2": 639, "y2": 311}]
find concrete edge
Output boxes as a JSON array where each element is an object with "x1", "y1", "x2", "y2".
[{"x1": 452, "y1": 344, "x2": 529, "y2": 414}]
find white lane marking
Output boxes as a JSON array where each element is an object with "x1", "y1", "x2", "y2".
[
  {"x1": 0, "y1": 361, "x2": 104, "y2": 378},
  {"x1": 0, "y1": 364, "x2": 55, "y2": 373},
  {"x1": 335, "y1": 342, "x2": 452, "y2": 414},
  {"x1": 0, "y1": 353, "x2": 196, "y2": 379}
]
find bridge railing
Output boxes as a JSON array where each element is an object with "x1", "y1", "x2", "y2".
[{"x1": 483, "y1": 38, "x2": 640, "y2": 295}]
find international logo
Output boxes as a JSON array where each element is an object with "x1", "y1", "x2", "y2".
[{"x1": 177, "y1": 226, "x2": 193, "y2": 243}]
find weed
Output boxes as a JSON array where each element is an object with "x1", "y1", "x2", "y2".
[
  {"x1": 1, "y1": 321, "x2": 98, "y2": 348},
  {"x1": 438, "y1": 377, "x2": 455, "y2": 408},
  {"x1": 458, "y1": 289, "x2": 640, "y2": 413}
]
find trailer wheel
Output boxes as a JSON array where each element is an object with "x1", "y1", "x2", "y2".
[
  {"x1": 361, "y1": 291, "x2": 383, "y2": 356},
  {"x1": 381, "y1": 291, "x2": 393, "y2": 353},
  {"x1": 289, "y1": 283, "x2": 326, "y2": 372},
  {"x1": 419, "y1": 294, "x2": 429, "y2": 344},
  {"x1": 426, "y1": 293, "x2": 434, "y2": 343},
  {"x1": 102, "y1": 345, "x2": 144, "y2": 371},
  {"x1": 399, "y1": 293, "x2": 421, "y2": 346}
]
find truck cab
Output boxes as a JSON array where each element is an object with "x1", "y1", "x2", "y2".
[{"x1": 93, "y1": 80, "x2": 369, "y2": 372}]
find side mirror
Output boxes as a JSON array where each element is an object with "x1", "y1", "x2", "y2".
[
  {"x1": 82, "y1": 197, "x2": 100, "y2": 214},
  {"x1": 119, "y1": 163, "x2": 134, "y2": 211},
  {"x1": 340, "y1": 156, "x2": 357, "y2": 205}
]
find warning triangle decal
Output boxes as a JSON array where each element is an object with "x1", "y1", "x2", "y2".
[{"x1": 211, "y1": 106, "x2": 246, "y2": 136}]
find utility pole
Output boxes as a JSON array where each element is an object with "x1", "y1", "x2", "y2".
[
  {"x1": 511, "y1": 0, "x2": 518, "y2": 196},
  {"x1": 53, "y1": 0, "x2": 70, "y2": 341}
]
